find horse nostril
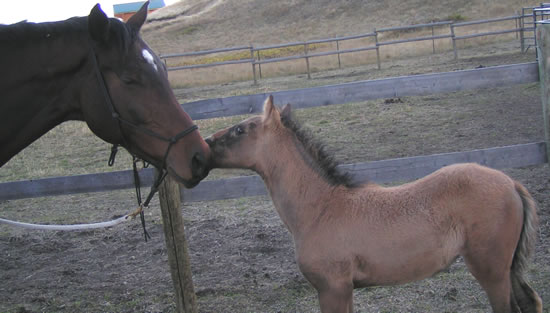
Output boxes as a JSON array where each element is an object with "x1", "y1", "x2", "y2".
[{"x1": 192, "y1": 152, "x2": 207, "y2": 177}]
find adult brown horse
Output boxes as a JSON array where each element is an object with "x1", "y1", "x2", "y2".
[
  {"x1": 206, "y1": 96, "x2": 542, "y2": 313},
  {"x1": 0, "y1": 2, "x2": 209, "y2": 188}
]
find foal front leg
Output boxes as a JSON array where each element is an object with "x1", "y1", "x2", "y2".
[{"x1": 317, "y1": 286, "x2": 354, "y2": 313}]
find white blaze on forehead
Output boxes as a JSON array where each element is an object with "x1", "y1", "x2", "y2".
[{"x1": 142, "y1": 49, "x2": 158, "y2": 71}]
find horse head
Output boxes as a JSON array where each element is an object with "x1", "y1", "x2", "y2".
[{"x1": 83, "y1": 3, "x2": 210, "y2": 187}]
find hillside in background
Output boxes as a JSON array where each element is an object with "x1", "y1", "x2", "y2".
[{"x1": 141, "y1": 0, "x2": 540, "y2": 54}]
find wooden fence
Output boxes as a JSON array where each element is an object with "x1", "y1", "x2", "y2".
[
  {"x1": 160, "y1": 14, "x2": 530, "y2": 84},
  {"x1": 0, "y1": 62, "x2": 543, "y2": 202}
]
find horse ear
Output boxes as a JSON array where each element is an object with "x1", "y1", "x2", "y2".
[
  {"x1": 262, "y1": 95, "x2": 281, "y2": 123},
  {"x1": 126, "y1": 1, "x2": 149, "y2": 33},
  {"x1": 88, "y1": 4, "x2": 110, "y2": 44}
]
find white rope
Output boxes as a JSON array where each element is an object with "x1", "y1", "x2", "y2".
[{"x1": 0, "y1": 214, "x2": 132, "y2": 231}]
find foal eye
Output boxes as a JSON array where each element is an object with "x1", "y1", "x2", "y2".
[{"x1": 235, "y1": 126, "x2": 244, "y2": 135}]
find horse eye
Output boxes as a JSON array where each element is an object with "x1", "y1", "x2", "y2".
[{"x1": 121, "y1": 76, "x2": 138, "y2": 85}]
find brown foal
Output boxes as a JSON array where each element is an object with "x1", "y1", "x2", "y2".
[{"x1": 206, "y1": 96, "x2": 542, "y2": 313}]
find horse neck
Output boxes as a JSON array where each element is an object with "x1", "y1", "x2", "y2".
[
  {"x1": 255, "y1": 130, "x2": 345, "y2": 237},
  {"x1": 0, "y1": 20, "x2": 92, "y2": 166}
]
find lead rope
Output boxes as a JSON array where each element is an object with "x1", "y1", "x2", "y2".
[
  {"x1": 131, "y1": 156, "x2": 151, "y2": 241},
  {"x1": 108, "y1": 149, "x2": 167, "y2": 242}
]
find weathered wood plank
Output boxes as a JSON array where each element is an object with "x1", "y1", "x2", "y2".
[
  {"x1": 0, "y1": 169, "x2": 155, "y2": 201},
  {"x1": 340, "y1": 142, "x2": 547, "y2": 184},
  {"x1": 180, "y1": 175, "x2": 266, "y2": 203},
  {"x1": 182, "y1": 62, "x2": 539, "y2": 120},
  {"x1": 160, "y1": 46, "x2": 252, "y2": 58},
  {"x1": 168, "y1": 58, "x2": 254, "y2": 71},
  {"x1": 537, "y1": 24, "x2": 550, "y2": 167},
  {"x1": 0, "y1": 143, "x2": 545, "y2": 202},
  {"x1": 180, "y1": 142, "x2": 547, "y2": 203}
]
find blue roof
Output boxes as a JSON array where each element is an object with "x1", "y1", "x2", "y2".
[{"x1": 113, "y1": 0, "x2": 165, "y2": 14}]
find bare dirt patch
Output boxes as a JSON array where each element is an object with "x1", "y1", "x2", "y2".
[{"x1": 1, "y1": 41, "x2": 548, "y2": 312}]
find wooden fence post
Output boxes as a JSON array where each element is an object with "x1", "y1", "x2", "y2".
[
  {"x1": 520, "y1": 13, "x2": 525, "y2": 52},
  {"x1": 431, "y1": 21, "x2": 436, "y2": 54},
  {"x1": 257, "y1": 50, "x2": 263, "y2": 79},
  {"x1": 374, "y1": 28, "x2": 381, "y2": 70},
  {"x1": 537, "y1": 22, "x2": 550, "y2": 162},
  {"x1": 336, "y1": 38, "x2": 342, "y2": 68},
  {"x1": 451, "y1": 24, "x2": 458, "y2": 60},
  {"x1": 250, "y1": 46, "x2": 257, "y2": 85},
  {"x1": 304, "y1": 43, "x2": 311, "y2": 79},
  {"x1": 158, "y1": 173, "x2": 197, "y2": 313}
]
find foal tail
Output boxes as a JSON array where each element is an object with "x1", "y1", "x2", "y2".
[{"x1": 510, "y1": 181, "x2": 542, "y2": 313}]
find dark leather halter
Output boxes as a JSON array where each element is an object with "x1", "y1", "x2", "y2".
[{"x1": 89, "y1": 48, "x2": 198, "y2": 240}]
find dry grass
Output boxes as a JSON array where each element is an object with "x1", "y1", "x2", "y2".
[
  {"x1": 146, "y1": 0, "x2": 528, "y2": 87},
  {"x1": 166, "y1": 29, "x2": 519, "y2": 87},
  {"x1": 142, "y1": 0, "x2": 537, "y2": 52}
]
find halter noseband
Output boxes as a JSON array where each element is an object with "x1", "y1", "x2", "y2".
[
  {"x1": 89, "y1": 48, "x2": 198, "y2": 241},
  {"x1": 89, "y1": 49, "x2": 198, "y2": 170}
]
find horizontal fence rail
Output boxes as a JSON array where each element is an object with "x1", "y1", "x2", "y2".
[
  {"x1": 181, "y1": 142, "x2": 548, "y2": 203},
  {"x1": 159, "y1": 14, "x2": 530, "y2": 83},
  {"x1": 160, "y1": 45, "x2": 252, "y2": 58},
  {"x1": 454, "y1": 28, "x2": 522, "y2": 40},
  {"x1": 377, "y1": 33, "x2": 453, "y2": 46},
  {"x1": 0, "y1": 168, "x2": 156, "y2": 201},
  {"x1": 159, "y1": 45, "x2": 255, "y2": 73},
  {"x1": 182, "y1": 62, "x2": 539, "y2": 120},
  {"x1": 0, "y1": 142, "x2": 545, "y2": 202},
  {"x1": 452, "y1": 15, "x2": 520, "y2": 27},
  {"x1": 0, "y1": 62, "x2": 542, "y2": 202},
  {"x1": 168, "y1": 58, "x2": 255, "y2": 71}
]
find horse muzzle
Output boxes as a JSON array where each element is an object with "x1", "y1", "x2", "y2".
[
  {"x1": 191, "y1": 152, "x2": 209, "y2": 180},
  {"x1": 166, "y1": 151, "x2": 210, "y2": 188}
]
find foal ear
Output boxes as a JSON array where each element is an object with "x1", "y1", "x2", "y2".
[
  {"x1": 281, "y1": 103, "x2": 292, "y2": 121},
  {"x1": 88, "y1": 4, "x2": 110, "y2": 44},
  {"x1": 127, "y1": 1, "x2": 149, "y2": 33},
  {"x1": 262, "y1": 95, "x2": 281, "y2": 123}
]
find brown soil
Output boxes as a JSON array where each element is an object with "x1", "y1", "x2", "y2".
[{"x1": 1, "y1": 41, "x2": 549, "y2": 312}]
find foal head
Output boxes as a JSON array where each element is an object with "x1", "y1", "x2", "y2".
[
  {"x1": 84, "y1": 3, "x2": 210, "y2": 187},
  {"x1": 205, "y1": 95, "x2": 288, "y2": 170},
  {"x1": 206, "y1": 96, "x2": 358, "y2": 188}
]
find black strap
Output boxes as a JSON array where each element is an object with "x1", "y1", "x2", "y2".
[
  {"x1": 132, "y1": 157, "x2": 151, "y2": 241},
  {"x1": 108, "y1": 144, "x2": 118, "y2": 167},
  {"x1": 90, "y1": 47, "x2": 198, "y2": 242},
  {"x1": 89, "y1": 49, "x2": 198, "y2": 147}
]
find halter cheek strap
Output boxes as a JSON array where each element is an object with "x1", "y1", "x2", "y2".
[
  {"x1": 89, "y1": 49, "x2": 198, "y2": 159},
  {"x1": 89, "y1": 48, "x2": 198, "y2": 241}
]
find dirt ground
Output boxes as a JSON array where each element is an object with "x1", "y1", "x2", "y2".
[{"x1": 1, "y1": 40, "x2": 549, "y2": 312}]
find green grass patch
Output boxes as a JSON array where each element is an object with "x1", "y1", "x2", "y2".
[
  {"x1": 168, "y1": 43, "x2": 327, "y2": 67},
  {"x1": 446, "y1": 13, "x2": 467, "y2": 22}
]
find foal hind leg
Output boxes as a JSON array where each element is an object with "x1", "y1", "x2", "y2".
[
  {"x1": 463, "y1": 254, "x2": 517, "y2": 313},
  {"x1": 511, "y1": 272, "x2": 543, "y2": 313}
]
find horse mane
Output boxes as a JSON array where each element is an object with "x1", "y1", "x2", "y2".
[
  {"x1": 0, "y1": 17, "x2": 86, "y2": 41},
  {"x1": 280, "y1": 111, "x2": 363, "y2": 188},
  {"x1": 0, "y1": 16, "x2": 134, "y2": 52}
]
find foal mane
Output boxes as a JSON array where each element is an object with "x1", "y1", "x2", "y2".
[{"x1": 280, "y1": 112, "x2": 362, "y2": 188}]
